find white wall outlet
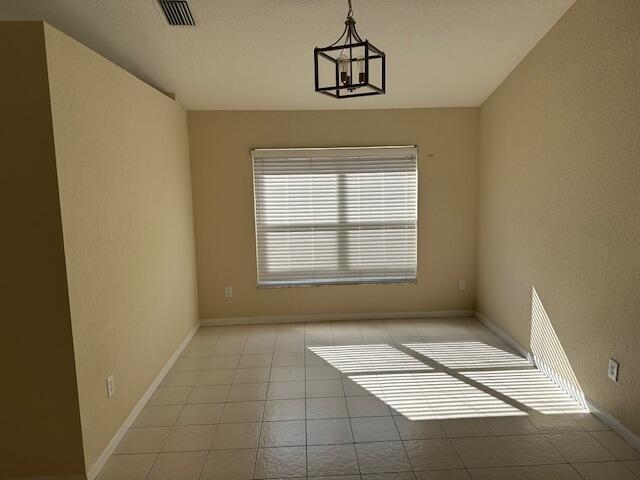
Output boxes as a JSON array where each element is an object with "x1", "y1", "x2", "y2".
[
  {"x1": 608, "y1": 358, "x2": 619, "y2": 382},
  {"x1": 224, "y1": 287, "x2": 233, "y2": 298},
  {"x1": 458, "y1": 279, "x2": 466, "y2": 290},
  {"x1": 106, "y1": 374, "x2": 115, "y2": 398}
]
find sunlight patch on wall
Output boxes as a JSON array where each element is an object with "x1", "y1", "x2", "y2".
[{"x1": 531, "y1": 286, "x2": 588, "y2": 410}]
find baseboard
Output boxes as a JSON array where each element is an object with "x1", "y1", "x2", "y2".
[
  {"x1": 201, "y1": 309, "x2": 475, "y2": 326},
  {"x1": 86, "y1": 322, "x2": 200, "y2": 480},
  {"x1": 473, "y1": 310, "x2": 533, "y2": 361},
  {"x1": 473, "y1": 310, "x2": 640, "y2": 453}
]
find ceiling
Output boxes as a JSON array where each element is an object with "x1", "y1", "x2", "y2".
[{"x1": 0, "y1": 0, "x2": 574, "y2": 110}]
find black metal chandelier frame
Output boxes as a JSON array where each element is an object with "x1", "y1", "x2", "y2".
[{"x1": 314, "y1": 0, "x2": 385, "y2": 99}]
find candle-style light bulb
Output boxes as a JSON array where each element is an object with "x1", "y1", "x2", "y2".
[
  {"x1": 357, "y1": 57, "x2": 365, "y2": 83},
  {"x1": 338, "y1": 55, "x2": 350, "y2": 85}
]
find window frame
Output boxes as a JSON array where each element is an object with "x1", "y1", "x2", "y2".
[{"x1": 251, "y1": 146, "x2": 419, "y2": 288}]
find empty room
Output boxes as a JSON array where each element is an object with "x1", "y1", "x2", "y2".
[{"x1": 1, "y1": 1, "x2": 639, "y2": 479}]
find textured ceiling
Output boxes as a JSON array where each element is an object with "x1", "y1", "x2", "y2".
[{"x1": 0, "y1": 0, "x2": 574, "y2": 110}]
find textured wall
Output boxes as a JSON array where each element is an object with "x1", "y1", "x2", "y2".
[
  {"x1": 478, "y1": 0, "x2": 640, "y2": 435},
  {"x1": 0, "y1": 22, "x2": 85, "y2": 477},
  {"x1": 44, "y1": 24, "x2": 199, "y2": 470},
  {"x1": 189, "y1": 108, "x2": 478, "y2": 319}
]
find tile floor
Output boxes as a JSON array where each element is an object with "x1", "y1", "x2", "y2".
[{"x1": 98, "y1": 317, "x2": 640, "y2": 480}]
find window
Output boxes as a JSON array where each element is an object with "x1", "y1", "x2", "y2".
[{"x1": 252, "y1": 146, "x2": 418, "y2": 287}]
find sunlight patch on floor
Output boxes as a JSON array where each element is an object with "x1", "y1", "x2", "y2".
[
  {"x1": 404, "y1": 341, "x2": 532, "y2": 369},
  {"x1": 307, "y1": 344, "x2": 432, "y2": 373}
]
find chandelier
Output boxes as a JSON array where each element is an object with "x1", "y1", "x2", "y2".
[{"x1": 314, "y1": 0, "x2": 386, "y2": 99}]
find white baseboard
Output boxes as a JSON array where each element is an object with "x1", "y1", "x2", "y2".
[
  {"x1": 473, "y1": 310, "x2": 640, "y2": 452},
  {"x1": 201, "y1": 309, "x2": 474, "y2": 326},
  {"x1": 586, "y1": 398, "x2": 640, "y2": 452},
  {"x1": 86, "y1": 322, "x2": 200, "y2": 480},
  {"x1": 473, "y1": 310, "x2": 533, "y2": 362}
]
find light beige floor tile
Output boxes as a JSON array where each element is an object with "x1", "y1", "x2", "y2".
[
  {"x1": 468, "y1": 466, "x2": 526, "y2": 479},
  {"x1": 176, "y1": 403, "x2": 224, "y2": 425},
  {"x1": 311, "y1": 475, "x2": 361, "y2": 480},
  {"x1": 227, "y1": 382, "x2": 268, "y2": 402},
  {"x1": 162, "y1": 424, "x2": 215, "y2": 452},
  {"x1": 272, "y1": 352, "x2": 305, "y2": 366},
  {"x1": 307, "y1": 365, "x2": 342, "y2": 380},
  {"x1": 343, "y1": 377, "x2": 374, "y2": 396},
  {"x1": 307, "y1": 397, "x2": 348, "y2": 419},
  {"x1": 148, "y1": 387, "x2": 192, "y2": 406},
  {"x1": 182, "y1": 344, "x2": 213, "y2": 357},
  {"x1": 572, "y1": 461, "x2": 638, "y2": 479},
  {"x1": 590, "y1": 430, "x2": 640, "y2": 460},
  {"x1": 211, "y1": 422, "x2": 260, "y2": 449},
  {"x1": 404, "y1": 439, "x2": 464, "y2": 471},
  {"x1": 347, "y1": 396, "x2": 391, "y2": 417},
  {"x1": 441, "y1": 418, "x2": 492, "y2": 438},
  {"x1": 205, "y1": 355, "x2": 240, "y2": 370},
  {"x1": 115, "y1": 427, "x2": 170, "y2": 454},
  {"x1": 172, "y1": 357, "x2": 208, "y2": 372},
  {"x1": 415, "y1": 470, "x2": 470, "y2": 479},
  {"x1": 351, "y1": 416, "x2": 399, "y2": 442},
  {"x1": 96, "y1": 453, "x2": 157, "y2": 480},
  {"x1": 306, "y1": 379, "x2": 345, "y2": 398},
  {"x1": 307, "y1": 418, "x2": 354, "y2": 445},
  {"x1": 452, "y1": 436, "x2": 514, "y2": 468},
  {"x1": 259, "y1": 420, "x2": 306, "y2": 447},
  {"x1": 485, "y1": 416, "x2": 539, "y2": 436},
  {"x1": 264, "y1": 399, "x2": 306, "y2": 421},
  {"x1": 211, "y1": 342, "x2": 246, "y2": 356},
  {"x1": 147, "y1": 451, "x2": 207, "y2": 480},
  {"x1": 270, "y1": 366, "x2": 306, "y2": 382},
  {"x1": 233, "y1": 367, "x2": 271, "y2": 384},
  {"x1": 198, "y1": 369, "x2": 237, "y2": 385},
  {"x1": 238, "y1": 354, "x2": 272, "y2": 368},
  {"x1": 245, "y1": 343, "x2": 277, "y2": 355},
  {"x1": 356, "y1": 441, "x2": 412, "y2": 474},
  {"x1": 520, "y1": 464, "x2": 582, "y2": 479},
  {"x1": 133, "y1": 405, "x2": 182, "y2": 427},
  {"x1": 394, "y1": 417, "x2": 447, "y2": 440},
  {"x1": 571, "y1": 413, "x2": 609, "y2": 432},
  {"x1": 545, "y1": 431, "x2": 616, "y2": 462},
  {"x1": 200, "y1": 448, "x2": 257, "y2": 480},
  {"x1": 624, "y1": 460, "x2": 640, "y2": 476},
  {"x1": 254, "y1": 446, "x2": 306, "y2": 478},
  {"x1": 528, "y1": 414, "x2": 582, "y2": 434},
  {"x1": 266, "y1": 381, "x2": 306, "y2": 400},
  {"x1": 187, "y1": 385, "x2": 230, "y2": 404},
  {"x1": 220, "y1": 401, "x2": 265, "y2": 423},
  {"x1": 307, "y1": 444, "x2": 359, "y2": 476},
  {"x1": 498, "y1": 434, "x2": 565, "y2": 465},
  {"x1": 162, "y1": 370, "x2": 201, "y2": 387},
  {"x1": 364, "y1": 473, "x2": 417, "y2": 480}
]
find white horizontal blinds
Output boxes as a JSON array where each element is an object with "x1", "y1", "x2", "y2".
[{"x1": 252, "y1": 146, "x2": 418, "y2": 287}]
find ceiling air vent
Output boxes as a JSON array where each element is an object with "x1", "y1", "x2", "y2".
[{"x1": 158, "y1": 0, "x2": 196, "y2": 26}]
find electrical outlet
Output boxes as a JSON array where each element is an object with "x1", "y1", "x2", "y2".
[
  {"x1": 224, "y1": 287, "x2": 233, "y2": 298},
  {"x1": 608, "y1": 358, "x2": 619, "y2": 382},
  {"x1": 458, "y1": 279, "x2": 466, "y2": 290},
  {"x1": 106, "y1": 374, "x2": 115, "y2": 398}
]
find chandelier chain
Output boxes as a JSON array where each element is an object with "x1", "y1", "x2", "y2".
[{"x1": 347, "y1": 0, "x2": 353, "y2": 19}]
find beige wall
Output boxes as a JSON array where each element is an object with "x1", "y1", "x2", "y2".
[
  {"x1": 44, "y1": 24, "x2": 199, "y2": 470},
  {"x1": 0, "y1": 22, "x2": 85, "y2": 477},
  {"x1": 189, "y1": 109, "x2": 478, "y2": 320},
  {"x1": 478, "y1": 0, "x2": 640, "y2": 436}
]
